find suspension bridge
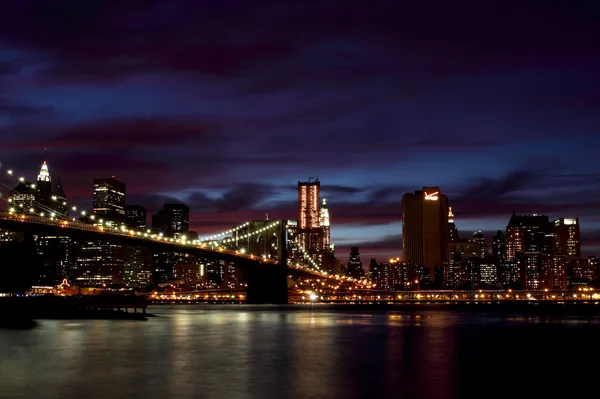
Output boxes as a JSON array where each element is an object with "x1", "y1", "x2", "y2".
[{"x1": 0, "y1": 160, "x2": 361, "y2": 303}]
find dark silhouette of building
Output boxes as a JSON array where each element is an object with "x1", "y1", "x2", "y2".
[
  {"x1": 33, "y1": 235, "x2": 74, "y2": 286},
  {"x1": 52, "y1": 177, "x2": 68, "y2": 216},
  {"x1": 0, "y1": 231, "x2": 32, "y2": 293},
  {"x1": 9, "y1": 181, "x2": 36, "y2": 212},
  {"x1": 347, "y1": 247, "x2": 364, "y2": 279},
  {"x1": 75, "y1": 240, "x2": 125, "y2": 285},
  {"x1": 492, "y1": 230, "x2": 506, "y2": 260},
  {"x1": 506, "y1": 213, "x2": 553, "y2": 260},
  {"x1": 448, "y1": 207, "x2": 459, "y2": 242},
  {"x1": 93, "y1": 177, "x2": 126, "y2": 224},
  {"x1": 402, "y1": 186, "x2": 449, "y2": 281},
  {"x1": 124, "y1": 245, "x2": 153, "y2": 288},
  {"x1": 369, "y1": 258, "x2": 388, "y2": 288},
  {"x1": 553, "y1": 218, "x2": 580, "y2": 258},
  {"x1": 125, "y1": 205, "x2": 147, "y2": 229},
  {"x1": 471, "y1": 231, "x2": 488, "y2": 257},
  {"x1": 152, "y1": 204, "x2": 189, "y2": 237}
]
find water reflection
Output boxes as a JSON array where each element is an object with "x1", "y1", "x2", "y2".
[{"x1": 1, "y1": 305, "x2": 600, "y2": 399}]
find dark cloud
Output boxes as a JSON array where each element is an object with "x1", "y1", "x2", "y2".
[
  {"x1": 0, "y1": 97, "x2": 52, "y2": 119},
  {"x1": 1, "y1": 0, "x2": 596, "y2": 85},
  {"x1": 1, "y1": 0, "x2": 600, "y2": 261},
  {"x1": 0, "y1": 118, "x2": 217, "y2": 150},
  {"x1": 49, "y1": 118, "x2": 216, "y2": 150},
  {"x1": 322, "y1": 185, "x2": 364, "y2": 195}
]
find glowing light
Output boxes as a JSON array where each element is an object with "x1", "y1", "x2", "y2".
[
  {"x1": 309, "y1": 293, "x2": 318, "y2": 301},
  {"x1": 424, "y1": 191, "x2": 439, "y2": 201}
]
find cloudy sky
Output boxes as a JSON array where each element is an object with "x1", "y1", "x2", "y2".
[{"x1": 1, "y1": 1, "x2": 599, "y2": 261}]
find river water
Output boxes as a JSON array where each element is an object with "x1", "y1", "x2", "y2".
[{"x1": 1, "y1": 305, "x2": 598, "y2": 398}]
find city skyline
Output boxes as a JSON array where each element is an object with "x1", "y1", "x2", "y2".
[
  {"x1": 1, "y1": 2, "x2": 599, "y2": 261},
  {"x1": 1, "y1": 160, "x2": 595, "y2": 264}
]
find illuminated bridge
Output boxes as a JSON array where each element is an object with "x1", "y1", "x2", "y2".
[
  {"x1": 0, "y1": 161, "x2": 364, "y2": 303},
  {"x1": 0, "y1": 210, "x2": 361, "y2": 303}
]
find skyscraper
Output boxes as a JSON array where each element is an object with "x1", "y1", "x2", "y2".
[
  {"x1": 320, "y1": 198, "x2": 331, "y2": 252},
  {"x1": 297, "y1": 178, "x2": 321, "y2": 254},
  {"x1": 125, "y1": 205, "x2": 147, "y2": 229},
  {"x1": 448, "y1": 207, "x2": 459, "y2": 242},
  {"x1": 52, "y1": 177, "x2": 68, "y2": 216},
  {"x1": 402, "y1": 186, "x2": 449, "y2": 281},
  {"x1": 506, "y1": 213, "x2": 553, "y2": 290},
  {"x1": 124, "y1": 245, "x2": 153, "y2": 288},
  {"x1": 347, "y1": 247, "x2": 364, "y2": 279},
  {"x1": 76, "y1": 240, "x2": 125, "y2": 285},
  {"x1": 553, "y1": 218, "x2": 580, "y2": 258},
  {"x1": 471, "y1": 231, "x2": 488, "y2": 258},
  {"x1": 152, "y1": 204, "x2": 189, "y2": 237},
  {"x1": 9, "y1": 181, "x2": 36, "y2": 212},
  {"x1": 36, "y1": 161, "x2": 52, "y2": 208},
  {"x1": 505, "y1": 213, "x2": 553, "y2": 260},
  {"x1": 492, "y1": 230, "x2": 506, "y2": 259},
  {"x1": 93, "y1": 177, "x2": 126, "y2": 224},
  {"x1": 33, "y1": 235, "x2": 74, "y2": 286}
]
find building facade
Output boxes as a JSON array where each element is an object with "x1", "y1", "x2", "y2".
[
  {"x1": 402, "y1": 186, "x2": 449, "y2": 281},
  {"x1": 347, "y1": 247, "x2": 364, "y2": 279},
  {"x1": 152, "y1": 204, "x2": 189, "y2": 237},
  {"x1": 297, "y1": 178, "x2": 322, "y2": 255},
  {"x1": 93, "y1": 177, "x2": 126, "y2": 224},
  {"x1": 553, "y1": 217, "x2": 580, "y2": 258},
  {"x1": 125, "y1": 205, "x2": 147, "y2": 229}
]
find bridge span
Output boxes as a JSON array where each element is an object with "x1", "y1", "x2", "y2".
[{"x1": 0, "y1": 212, "x2": 350, "y2": 303}]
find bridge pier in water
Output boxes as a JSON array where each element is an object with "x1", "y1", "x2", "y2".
[{"x1": 245, "y1": 261, "x2": 289, "y2": 304}]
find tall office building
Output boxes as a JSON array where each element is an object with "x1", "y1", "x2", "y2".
[
  {"x1": 152, "y1": 204, "x2": 189, "y2": 237},
  {"x1": 448, "y1": 207, "x2": 459, "y2": 242},
  {"x1": 505, "y1": 213, "x2": 553, "y2": 260},
  {"x1": 471, "y1": 231, "x2": 488, "y2": 258},
  {"x1": 125, "y1": 205, "x2": 147, "y2": 229},
  {"x1": 124, "y1": 245, "x2": 153, "y2": 288},
  {"x1": 76, "y1": 240, "x2": 125, "y2": 285},
  {"x1": 320, "y1": 198, "x2": 331, "y2": 252},
  {"x1": 33, "y1": 235, "x2": 74, "y2": 286},
  {"x1": 52, "y1": 177, "x2": 68, "y2": 216},
  {"x1": 36, "y1": 161, "x2": 52, "y2": 208},
  {"x1": 93, "y1": 177, "x2": 126, "y2": 224},
  {"x1": 347, "y1": 247, "x2": 364, "y2": 279},
  {"x1": 506, "y1": 213, "x2": 553, "y2": 289},
  {"x1": 297, "y1": 178, "x2": 321, "y2": 254},
  {"x1": 492, "y1": 230, "x2": 506, "y2": 259},
  {"x1": 402, "y1": 186, "x2": 449, "y2": 280},
  {"x1": 9, "y1": 181, "x2": 36, "y2": 212},
  {"x1": 553, "y1": 218, "x2": 580, "y2": 258}
]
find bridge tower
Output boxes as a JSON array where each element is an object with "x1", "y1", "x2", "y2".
[{"x1": 245, "y1": 220, "x2": 289, "y2": 304}]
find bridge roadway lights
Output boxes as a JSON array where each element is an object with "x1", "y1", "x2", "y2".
[{"x1": 245, "y1": 260, "x2": 289, "y2": 304}]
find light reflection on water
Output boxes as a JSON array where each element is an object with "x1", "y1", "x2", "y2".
[{"x1": 1, "y1": 305, "x2": 599, "y2": 399}]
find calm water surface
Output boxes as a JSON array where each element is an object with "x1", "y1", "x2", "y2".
[{"x1": 1, "y1": 305, "x2": 599, "y2": 399}]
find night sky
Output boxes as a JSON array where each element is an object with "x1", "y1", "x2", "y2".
[{"x1": 1, "y1": 1, "x2": 599, "y2": 262}]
